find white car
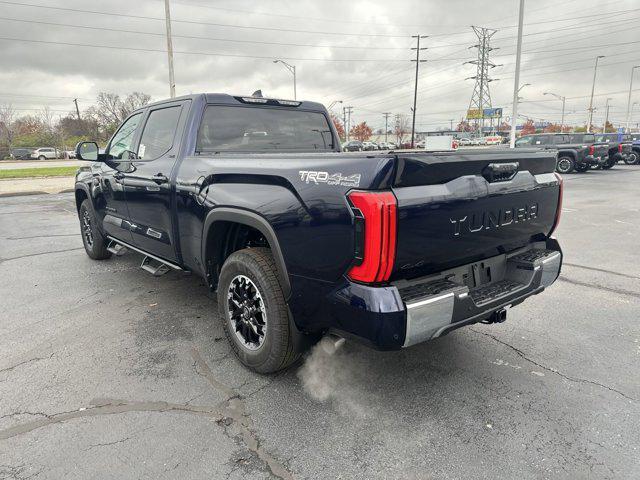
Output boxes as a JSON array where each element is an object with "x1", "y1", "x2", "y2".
[
  {"x1": 457, "y1": 137, "x2": 472, "y2": 146},
  {"x1": 31, "y1": 147, "x2": 60, "y2": 160}
]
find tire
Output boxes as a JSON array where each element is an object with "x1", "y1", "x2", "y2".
[
  {"x1": 601, "y1": 157, "x2": 616, "y2": 170},
  {"x1": 574, "y1": 163, "x2": 590, "y2": 173},
  {"x1": 38, "y1": 155, "x2": 46, "y2": 160},
  {"x1": 217, "y1": 247, "x2": 302, "y2": 373},
  {"x1": 624, "y1": 152, "x2": 638, "y2": 165},
  {"x1": 556, "y1": 156, "x2": 575, "y2": 174},
  {"x1": 78, "y1": 199, "x2": 111, "y2": 260}
]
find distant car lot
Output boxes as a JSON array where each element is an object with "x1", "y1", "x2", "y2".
[{"x1": 1, "y1": 166, "x2": 639, "y2": 479}]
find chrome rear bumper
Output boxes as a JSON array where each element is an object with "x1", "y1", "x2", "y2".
[{"x1": 399, "y1": 243, "x2": 562, "y2": 347}]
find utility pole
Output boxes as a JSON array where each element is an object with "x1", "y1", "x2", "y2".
[
  {"x1": 603, "y1": 98, "x2": 612, "y2": 133},
  {"x1": 410, "y1": 34, "x2": 428, "y2": 148},
  {"x1": 343, "y1": 106, "x2": 353, "y2": 142},
  {"x1": 164, "y1": 0, "x2": 176, "y2": 98},
  {"x1": 383, "y1": 112, "x2": 391, "y2": 143},
  {"x1": 509, "y1": 0, "x2": 525, "y2": 148},
  {"x1": 625, "y1": 65, "x2": 640, "y2": 133},
  {"x1": 449, "y1": 119, "x2": 454, "y2": 131},
  {"x1": 587, "y1": 55, "x2": 605, "y2": 133},
  {"x1": 73, "y1": 98, "x2": 81, "y2": 121}
]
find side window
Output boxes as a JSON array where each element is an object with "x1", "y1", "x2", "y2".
[
  {"x1": 107, "y1": 113, "x2": 143, "y2": 160},
  {"x1": 532, "y1": 136, "x2": 548, "y2": 145},
  {"x1": 137, "y1": 106, "x2": 182, "y2": 160},
  {"x1": 552, "y1": 135, "x2": 568, "y2": 145},
  {"x1": 583, "y1": 134, "x2": 595, "y2": 143},
  {"x1": 515, "y1": 136, "x2": 532, "y2": 146}
]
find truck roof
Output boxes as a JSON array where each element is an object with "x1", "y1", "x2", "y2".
[{"x1": 141, "y1": 93, "x2": 327, "y2": 112}]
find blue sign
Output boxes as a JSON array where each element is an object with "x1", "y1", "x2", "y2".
[{"x1": 482, "y1": 108, "x2": 503, "y2": 118}]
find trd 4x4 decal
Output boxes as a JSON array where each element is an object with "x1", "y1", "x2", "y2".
[{"x1": 298, "y1": 170, "x2": 361, "y2": 187}]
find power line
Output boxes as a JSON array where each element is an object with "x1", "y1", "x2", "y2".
[{"x1": 0, "y1": 36, "x2": 418, "y2": 62}]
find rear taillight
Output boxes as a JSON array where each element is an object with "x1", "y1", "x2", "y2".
[
  {"x1": 618, "y1": 144, "x2": 623, "y2": 153},
  {"x1": 549, "y1": 172, "x2": 563, "y2": 236},
  {"x1": 347, "y1": 191, "x2": 397, "y2": 283},
  {"x1": 588, "y1": 145, "x2": 595, "y2": 155}
]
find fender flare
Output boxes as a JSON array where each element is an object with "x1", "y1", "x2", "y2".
[
  {"x1": 201, "y1": 208, "x2": 291, "y2": 297},
  {"x1": 74, "y1": 182, "x2": 92, "y2": 210},
  {"x1": 556, "y1": 150, "x2": 577, "y2": 161}
]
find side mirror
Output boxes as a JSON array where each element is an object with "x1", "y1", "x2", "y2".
[{"x1": 76, "y1": 141, "x2": 100, "y2": 161}]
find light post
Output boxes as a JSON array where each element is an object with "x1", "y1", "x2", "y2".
[
  {"x1": 543, "y1": 92, "x2": 566, "y2": 132},
  {"x1": 273, "y1": 59, "x2": 297, "y2": 100},
  {"x1": 509, "y1": 0, "x2": 525, "y2": 148},
  {"x1": 587, "y1": 55, "x2": 605, "y2": 133},
  {"x1": 603, "y1": 98, "x2": 612, "y2": 133},
  {"x1": 624, "y1": 65, "x2": 640, "y2": 133},
  {"x1": 328, "y1": 100, "x2": 343, "y2": 110}
]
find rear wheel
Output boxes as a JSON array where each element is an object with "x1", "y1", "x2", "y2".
[
  {"x1": 601, "y1": 157, "x2": 616, "y2": 170},
  {"x1": 217, "y1": 247, "x2": 303, "y2": 373},
  {"x1": 556, "y1": 156, "x2": 575, "y2": 174},
  {"x1": 574, "y1": 163, "x2": 590, "y2": 173},
  {"x1": 624, "y1": 152, "x2": 638, "y2": 165},
  {"x1": 38, "y1": 155, "x2": 46, "y2": 160},
  {"x1": 78, "y1": 199, "x2": 111, "y2": 260}
]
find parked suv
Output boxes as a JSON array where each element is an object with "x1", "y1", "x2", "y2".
[
  {"x1": 30, "y1": 147, "x2": 60, "y2": 160},
  {"x1": 515, "y1": 133, "x2": 606, "y2": 173},
  {"x1": 342, "y1": 140, "x2": 363, "y2": 152},
  {"x1": 10, "y1": 148, "x2": 32, "y2": 160}
]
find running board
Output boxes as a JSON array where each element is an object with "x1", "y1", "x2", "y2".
[
  {"x1": 107, "y1": 241, "x2": 128, "y2": 256},
  {"x1": 106, "y1": 236, "x2": 184, "y2": 275},
  {"x1": 140, "y1": 256, "x2": 171, "y2": 276}
]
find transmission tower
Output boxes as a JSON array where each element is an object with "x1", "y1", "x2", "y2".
[{"x1": 466, "y1": 26, "x2": 499, "y2": 133}]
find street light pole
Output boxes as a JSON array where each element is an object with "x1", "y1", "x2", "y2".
[
  {"x1": 164, "y1": 0, "x2": 176, "y2": 98},
  {"x1": 273, "y1": 60, "x2": 297, "y2": 100},
  {"x1": 543, "y1": 92, "x2": 566, "y2": 131},
  {"x1": 624, "y1": 65, "x2": 640, "y2": 133},
  {"x1": 509, "y1": 0, "x2": 525, "y2": 148},
  {"x1": 587, "y1": 55, "x2": 605, "y2": 133}
]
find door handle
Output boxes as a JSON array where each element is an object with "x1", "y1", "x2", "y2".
[{"x1": 151, "y1": 174, "x2": 169, "y2": 185}]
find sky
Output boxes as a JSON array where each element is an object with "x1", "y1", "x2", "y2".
[{"x1": 0, "y1": 0, "x2": 639, "y2": 132}]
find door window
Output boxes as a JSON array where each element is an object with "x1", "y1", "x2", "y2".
[
  {"x1": 137, "y1": 106, "x2": 182, "y2": 160},
  {"x1": 532, "y1": 136, "x2": 549, "y2": 145},
  {"x1": 515, "y1": 136, "x2": 532, "y2": 146},
  {"x1": 107, "y1": 113, "x2": 143, "y2": 160}
]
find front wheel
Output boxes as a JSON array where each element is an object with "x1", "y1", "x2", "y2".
[
  {"x1": 217, "y1": 248, "x2": 303, "y2": 373},
  {"x1": 556, "y1": 156, "x2": 575, "y2": 174},
  {"x1": 78, "y1": 199, "x2": 111, "y2": 260}
]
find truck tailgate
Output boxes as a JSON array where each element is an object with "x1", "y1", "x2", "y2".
[{"x1": 391, "y1": 149, "x2": 560, "y2": 280}]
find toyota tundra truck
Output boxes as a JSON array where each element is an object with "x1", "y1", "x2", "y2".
[{"x1": 74, "y1": 93, "x2": 563, "y2": 373}]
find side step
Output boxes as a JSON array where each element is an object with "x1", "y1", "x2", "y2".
[
  {"x1": 105, "y1": 236, "x2": 184, "y2": 277},
  {"x1": 107, "y1": 241, "x2": 128, "y2": 256},
  {"x1": 140, "y1": 256, "x2": 171, "y2": 276}
]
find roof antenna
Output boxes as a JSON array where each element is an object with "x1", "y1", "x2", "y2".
[{"x1": 252, "y1": 89, "x2": 263, "y2": 97}]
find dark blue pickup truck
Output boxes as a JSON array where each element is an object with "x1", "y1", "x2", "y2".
[{"x1": 74, "y1": 93, "x2": 563, "y2": 373}]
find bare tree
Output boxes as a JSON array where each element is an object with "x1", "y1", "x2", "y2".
[
  {"x1": 394, "y1": 114, "x2": 410, "y2": 145},
  {"x1": 0, "y1": 103, "x2": 16, "y2": 157},
  {"x1": 86, "y1": 91, "x2": 152, "y2": 140}
]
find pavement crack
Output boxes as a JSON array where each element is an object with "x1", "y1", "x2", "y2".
[
  {"x1": 190, "y1": 347, "x2": 294, "y2": 480},
  {"x1": 0, "y1": 353, "x2": 54, "y2": 376},
  {"x1": 0, "y1": 399, "x2": 224, "y2": 441},
  {"x1": 558, "y1": 275, "x2": 640, "y2": 299},
  {"x1": 470, "y1": 328, "x2": 638, "y2": 403},
  {"x1": 85, "y1": 436, "x2": 132, "y2": 450},
  {"x1": 563, "y1": 262, "x2": 640, "y2": 280},
  {"x1": 1, "y1": 248, "x2": 84, "y2": 263}
]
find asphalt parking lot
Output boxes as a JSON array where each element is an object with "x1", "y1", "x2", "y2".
[{"x1": 1, "y1": 166, "x2": 639, "y2": 479}]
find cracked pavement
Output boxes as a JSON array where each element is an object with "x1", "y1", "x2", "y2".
[{"x1": 1, "y1": 167, "x2": 640, "y2": 479}]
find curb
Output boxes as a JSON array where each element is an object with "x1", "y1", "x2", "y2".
[{"x1": 0, "y1": 188, "x2": 74, "y2": 198}]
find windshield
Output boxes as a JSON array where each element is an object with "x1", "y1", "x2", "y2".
[{"x1": 196, "y1": 105, "x2": 335, "y2": 153}]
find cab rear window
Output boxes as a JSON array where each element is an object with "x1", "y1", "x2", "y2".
[{"x1": 196, "y1": 105, "x2": 335, "y2": 153}]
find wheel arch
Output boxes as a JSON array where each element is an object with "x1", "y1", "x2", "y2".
[
  {"x1": 557, "y1": 149, "x2": 577, "y2": 161},
  {"x1": 74, "y1": 183, "x2": 91, "y2": 212},
  {"x1": 202, "y1": 208, "x2": 291, "y2": 298}
]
